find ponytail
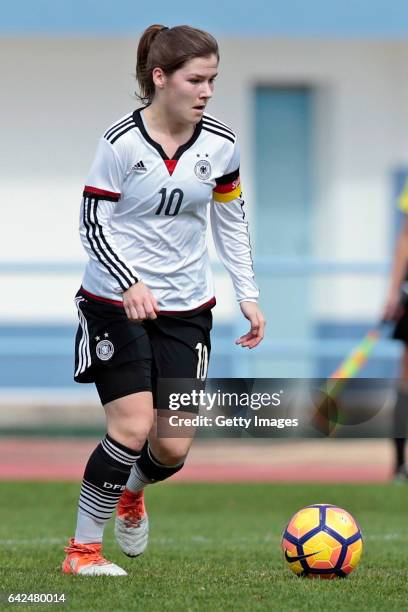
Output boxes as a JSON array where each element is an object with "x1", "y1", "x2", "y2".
[{"x1": 136, "y1": 24, "x2": 169, "y2": 104}]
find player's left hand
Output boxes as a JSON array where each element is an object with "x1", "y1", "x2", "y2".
[{"x1": 235, "y1": 301, "x2": 266, "y2": 349}]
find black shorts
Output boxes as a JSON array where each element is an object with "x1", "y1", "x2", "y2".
[{"x1": 74, "y1": 289, "x2": 212, "y2": 409}]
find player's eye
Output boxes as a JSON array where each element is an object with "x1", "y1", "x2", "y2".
[{"x1": 189, "y1": 79, "x2": 200, "y2": 84}]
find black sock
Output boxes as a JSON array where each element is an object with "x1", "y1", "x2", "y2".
[
  {"x1": 138, "y1": 442, "x2": 184, "y2": 481},
  {"x1": 75, "y1": 434, "x2": 140, "y2": 542},
  {"x1": 126, "y1": 441, "x2": 184, "y2": 492}
]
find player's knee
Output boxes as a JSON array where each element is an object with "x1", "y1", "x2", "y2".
[
  {"x1": 136, "y1": 441, "x2": 185, "y2": 482},
  {"x1": 149, "y1": 439, "x2": 189, "y2": 466},
  {"x1": 108, "y1": 420, "x2": 152, "y2": 451},
  {"x1": 105, "y1": 394, "x2": 154, "y2": 450}
]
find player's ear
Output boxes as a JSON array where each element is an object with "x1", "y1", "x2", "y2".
[{"x1": 152, "y1": 67, "x2": 166, "y2": 89}]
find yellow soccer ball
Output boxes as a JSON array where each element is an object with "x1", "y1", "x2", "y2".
[{"x1": 282, "y1": 504, "x2": 363, "y2": 579}]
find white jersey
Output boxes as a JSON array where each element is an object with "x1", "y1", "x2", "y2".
[{"x1": 79, "y1": 108, "x2": 259, "y2": 312}]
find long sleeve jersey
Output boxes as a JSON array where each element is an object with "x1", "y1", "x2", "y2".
[{"x1": 79, "y1": 108, "x2": 259, "y2": 312}]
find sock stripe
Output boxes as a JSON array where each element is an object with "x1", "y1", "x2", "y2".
[
  {"x1": 78, "y1": 487, "x2": 122, "y2": 520},
  {"x1": 82, "y1": 478, "x2": 124, "y2": 499},
  {"x1": 79, "y1": 498, "x2": 115, "y2": 517},
  {"x1": 81, "y1": 487, "x2": 120, "y2": 508},
  {"x1": 100, "y1": 442, "x2": 135, "y2": 467},
  {"x1": 79, "y1": 489, "x2": 121, "y2": 512},
  {"x1": 78, "y1": 503, "x2": 113, "y2": 522},
  {"x1": 79, "y1": 494, "x2": 117, "y2": 513},
  {"x1": 105, "y1": 434, "x2": 141, "y2": 460},
  {"x1": 101, "y1": 437, "x2": 138, "y2": 466}
]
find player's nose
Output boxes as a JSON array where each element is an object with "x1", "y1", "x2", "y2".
[{"x1": 200, "y1": 81, "x2": 213, "y2": 99}]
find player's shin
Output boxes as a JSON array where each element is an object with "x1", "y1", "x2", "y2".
[
  {"x1": 126, "y1": 440, "x2": 185, "y2": 492},
  {"x1": 74, "y1": 434, "x2": 141, "y2": 543}
]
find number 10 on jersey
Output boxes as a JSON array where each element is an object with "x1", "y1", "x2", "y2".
[{"x1": 155, "y1": 188, "x2": 184, "y2": 216}]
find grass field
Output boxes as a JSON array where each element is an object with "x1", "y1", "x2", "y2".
[{"x1": 0, "y1": 482, "x2": 407, "y2": 611}]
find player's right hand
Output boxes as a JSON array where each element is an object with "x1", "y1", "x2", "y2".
[{"x1": 123, "y1": 281, "x2": 160, "y2": 322}]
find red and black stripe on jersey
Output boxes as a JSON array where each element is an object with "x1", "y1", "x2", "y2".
[
  {"x1": 83, "y1": 186, "x2": 120, "y2": 202},
  {"x1": 82, "y1": 186, "x2": 138, "y2": 291},
  {"x1": 202, "y1": 115, "x2": 236, "y2": 144}
]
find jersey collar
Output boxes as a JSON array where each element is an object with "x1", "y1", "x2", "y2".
[{"x1": 132, "y1": 107, "x2": 202, "y2": 161}]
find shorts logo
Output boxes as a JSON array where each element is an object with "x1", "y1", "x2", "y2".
[
  {"x1": 194, "y1": 159, "x2": 211, "y2": 180},
  {"x1": 96, "y1": 339, "x2": 114, "y2": 361}
]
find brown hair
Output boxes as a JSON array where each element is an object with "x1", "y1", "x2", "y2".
[{"x1": 136, "y1": 24, "x2": 219, "y2": 104}]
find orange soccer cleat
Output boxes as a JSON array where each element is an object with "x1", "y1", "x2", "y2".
[
  {"x1": 62, "y1": 538, "x2": 127, "y2": 576},
  {"x1": 115, "y1": 489, "x2": 149, "y2": 557}
]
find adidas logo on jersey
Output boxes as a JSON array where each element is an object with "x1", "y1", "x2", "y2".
[{"x1": 131, "y1": 160, "x2": 147, "y2": 172}]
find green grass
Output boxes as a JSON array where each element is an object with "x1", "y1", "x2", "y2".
[{"x1": 0, "y1": 482, "x2": 407, "y2": 611}]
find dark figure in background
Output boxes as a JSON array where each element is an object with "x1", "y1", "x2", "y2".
[{"x1": 383, "y1": 189, "x2": 408, "y2": 482}]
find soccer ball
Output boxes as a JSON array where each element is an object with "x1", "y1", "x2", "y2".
[{"x1": 282, "y1": 504, "x2": 363, "y2": 579}]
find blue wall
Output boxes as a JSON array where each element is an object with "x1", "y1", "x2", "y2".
[
  {"x1": 254, "y1": 86, "x2": 313, "y2": 377},
  {"x1": 3, "y1": 0, "x2": 408, "y2": 36}
]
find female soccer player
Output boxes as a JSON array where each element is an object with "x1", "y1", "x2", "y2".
[{"x1": 62, "y1": 24, "x2": 265, "y2": 576}]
